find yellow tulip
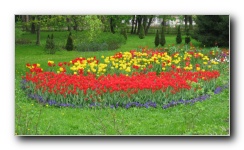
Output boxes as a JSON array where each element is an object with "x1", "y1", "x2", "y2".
[{"x1": 59, "y1": 67, "x2": 64, "y2": 72}]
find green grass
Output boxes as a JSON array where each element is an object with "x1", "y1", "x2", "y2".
[{"x1": 15, "y1": 31, "x2": 229, "y2": 135}]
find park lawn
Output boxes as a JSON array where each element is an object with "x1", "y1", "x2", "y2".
[{"x1": 15, "y1": 32, "x2": 229, "y2": 135}]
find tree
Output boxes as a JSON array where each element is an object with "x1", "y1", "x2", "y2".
[
  {"x1": 159, "y1": 15, "x2": 176, "y2": 26},
  {"x1": 145, "y1": 15, "x2": 154, "y2": 35},
  {"x1": 30, "y1": 15, "x2": 36, "y2": 34},
  {"x1": 133, "y1": 17, "x2": 138, "y2": 34},
  {"x1": 107, "y1": 15, "x2": 131, "y2": 34},
  {"x1": 17, "y1": 15, "x2": 67, "y2": 45},
  {"x1": 139, "y1": 24, "x2": 145, "y2": 39},
  {"x1": 35, "y1": 16, "x2": 41, "y2": 45},
  {"x1": 176, "y1": 25, "x2": 182, "y2": 44},
  {"x1": 110, "y1": 17, "x2": 116, "y2": 34},
  {"x1": 130, "y1": 15, "x2": 154, "y2": 35},
  {"x1": 130, "y1": 15, "x2": 135, "y2": 34},
  {"x1": 65, "y1": 32, "x2": 74, "y2": 51},
  {"x1": 193, "y1": 15, "x2": 229, "y2": 47},
  {"x1": 184, "y1": 15, "x2": 188, "y2": 31},
  {"x1": 160, "y1": 26, "x2": 166, "y2": 46},
  {"x1": 155, "y1": 29, "x2": 160, "y2": 47},
  {"x1": 188, "y1": 15, "x2": 193, "y2": 30},
  {"x1": 83, "y1": 15, "x2": 103, "y2": 42},
  {"x1": 136, "y1": 15, "x2": 143, "y2": 35}
]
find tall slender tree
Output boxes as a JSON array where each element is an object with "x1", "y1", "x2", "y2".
[
  {"x1": 160, "y1": 26, "x2": 166, "y2": 46},
  {"x1": 189, "y1": 15, "x2": 193, "y2": 30},
  {"x1": 176, "y1": 25, "x2": 182, "y2": 44},
  {"x1": 155, "y1": 29, "x2": 160, "y2": 47},
  {"x1": 184, "y1": 15, "x2": 188, "y2": 31}
]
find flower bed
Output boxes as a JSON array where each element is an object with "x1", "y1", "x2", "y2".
[{"x1": 22, "y1": 47, "x2": 229, "y2": 109}]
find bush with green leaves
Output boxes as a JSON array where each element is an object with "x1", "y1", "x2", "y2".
[
  {"x1": 77, "y1": 32, "x2": 126, "y2": 52},
  {"x1": 176, "y1": 25, "x2": 182, "y2": 44},
  {"x1": 65, "y1": 32, "x2": 74, "y2": 51},
  {"x1": 98, "y1": 33, "x2": 126, "y2": 50},
  {"x1": 139, "y1": 25, "x2": 145, "y2": 39},
  {"x1": 45, "y1": 34, "x2": 55, "y2": 54},
  {"x1": 77, "y1": 42, "x2": 108, "y2": 52},
  {"x1": 154, "y1": 29, "x2": 159, "y2": 47},
  {"x1": 160, "y1": 26, "x2": 166, "y2": 46}
]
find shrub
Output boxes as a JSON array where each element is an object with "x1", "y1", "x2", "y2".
[
  {"x1": 160, "y1": 26, "x2": 166, "y2": 46},
  {"x1": 77, "y1": 32, "x2": 126, "y2": 52},
  {"x1": 65, "y1": 32, "x2": 74, "y2": 51},
  {"x1": 139, "y1": 24, "x2": 145, "y2": 39},
  {"x1": 77, "y1": 42, "x2": 108, "y2": 52},
  {"x1": 154, "y1": 29, "x2": 159, "y2": 47},
  {"x1": 176, "y1": 25, "x2": 182, "y2": 44},
  {"x1": 96, "y1": 33, "x2": 126, "y2": 50},
  {"x1": 45, "y1": 34, "x2": 56, "y2": 54}
]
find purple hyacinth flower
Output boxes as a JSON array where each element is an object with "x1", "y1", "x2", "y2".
[{"x1": 214, "y1": 87, "x2": 222, "y2": 94}]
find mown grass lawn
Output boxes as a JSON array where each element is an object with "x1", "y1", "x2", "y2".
[{"x1": 15, "y1": 31, "x2": 229, "y2": 135}]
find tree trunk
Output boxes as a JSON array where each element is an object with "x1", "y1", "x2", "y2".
[
  {"x1": 30, "y1": 16, "x2": 36, "y2": 34},
  {"x1": 72, "y1": 17, "x2": 78, "y2": 31},
  {"x1": 161, "y1": 16, "x2": 167, "y2": 26},
  {"x1": 136, "y1": 15, "x2": 142, "y2": 34},
  {"x1": 189, "y1": 15, "x2": 193, "y2": 30},
  {"x1": 145, "y1": 16, "x2": 153, "y2": 35},
  {"x1": 110, "y1": 17, "x2": 115, "y2": 34},
  {"x1": 184, "y1": 15, "x2": 188, "y2": 30},
  {"x1": 142, "y1": 15, "x2": 147, "y2": 30},
  {"x1": 31, "y1": 22, "x2": 36, "y2": 34},
  {"x1": 21, "y1": 15, "x2": 29, "y2": 31},
  {"x1": 133, "y1": 17, "x2": 138, "y2": 34},
  {"x1": 67, "y1": 17, "x2": 71, "y2": 31},
  {"x1": 36, "y1": 22, "x2": 40, "y2": 45},
  {"x1": 131, "y1": 15, "x2": 135, "y2": 34},
  {"x1": 73, "y1": 21, "x2": 78, "y2": 31}
]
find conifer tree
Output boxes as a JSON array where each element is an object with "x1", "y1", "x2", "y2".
[
  {"x1": 45, "y1": 34, "x2": 56, "y2": 54},
  {"x1": 45, "y1": 34, "x2": 51, "y2": 49},
  {"x1": 155, "y1": 29, "x2": 159, "y2": 47},
  {"x1": 185, "y1": 28, "x2": 191, "y2": 44},
  {"x1": 176, "y1": 25, "x2": 182, "y2": 44},
  {"x1": 160, "y1": 26, "x2": 166, "y2": 46},
  {"x1": 65, "y1": 32, "x2": 74, "y2": 51},
  {"x1": 193, "y1": 15, "x2": 229, "y2": 47}
]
